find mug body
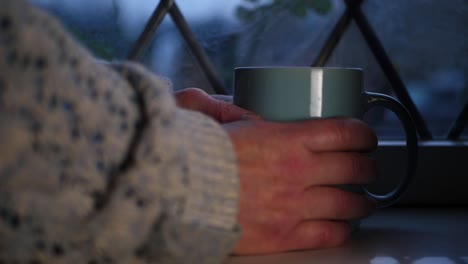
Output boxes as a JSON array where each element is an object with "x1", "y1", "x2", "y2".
[
  {"x1": 234, "y1": 67, "x2": 365, "y2": 121},
  {"x1": 233, "y1": 66, "x2": 418, "y2": 228}
]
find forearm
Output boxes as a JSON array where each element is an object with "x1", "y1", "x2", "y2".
[{"x1": 0, "y1": 0, "x2": 240, "y2": 262}]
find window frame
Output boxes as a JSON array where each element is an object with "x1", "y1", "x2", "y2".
[
  {"x1": 127, "y1": 0, "x2": 467, "y2": 205},
  {"x1": 375, "y1": 141, "x2": 468, "y2": 206}
]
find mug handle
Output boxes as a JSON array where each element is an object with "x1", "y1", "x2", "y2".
[{"x1": 363, "y1": 92, "x2": 419, "y2": 208}]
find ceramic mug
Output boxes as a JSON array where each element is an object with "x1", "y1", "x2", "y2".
[{"x1": 233, "y1": 66, "x2": 418, "y2": 208}]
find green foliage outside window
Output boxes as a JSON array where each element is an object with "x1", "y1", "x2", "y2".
[{"x1": 236, "y1": 0, "x2": 332, "y2": 22}]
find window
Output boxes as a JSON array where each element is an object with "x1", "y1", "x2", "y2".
[{"x1": 29, "y1": 0, "x2": 468, "y2": 204}]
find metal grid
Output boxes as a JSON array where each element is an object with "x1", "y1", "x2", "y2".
[{"x1": 127, "y1": 0, "x2": 468, "y2": 140}]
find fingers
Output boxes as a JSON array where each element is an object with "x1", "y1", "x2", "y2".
[
  {"x1": 298, "y1": 187, "x2": 376, "y2": 220},
  {"x1": 233, "y1": 185, "x2": 371, "y2": 254},
  {"x1": 228, "y1": 117, "x2": 379, "y2": 255},
  {"x1": 307, "y1": 152, "x2": 377, "y2": 186},
  {"x1": 280, "y1": 118, "x2": 378, "y2": 152},
  {"x1": 174, "y1": 88, "x2": 208, "y2": 109},
  {"x1": 275, "y1": 152, "x2": 377, "y2": 187}
]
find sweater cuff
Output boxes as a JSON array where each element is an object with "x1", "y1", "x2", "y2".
[
  {"x1": 161, "y1": 109, "x2": 241, "y2": 263},
  {"x1": 110, "y1": 61, "x2": 240, "y2": 263},
  {"x1": 176, "y1": 108, "x2": 239, "y2": 229}
]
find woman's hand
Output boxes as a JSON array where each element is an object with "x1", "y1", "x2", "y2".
[
  {"x1": 175, "y1": 88, "x2": 256, "y2": 123},
  {"x1": 224, "y1": 118, "x2": 378, "y2": 255}
]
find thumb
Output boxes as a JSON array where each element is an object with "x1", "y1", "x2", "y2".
[
  {"x1": 175, "y1": 88, "x2": 258, "y2": 123},
  {"x1": 213, "y1": 99, "x2": 261, "y2": 123}
]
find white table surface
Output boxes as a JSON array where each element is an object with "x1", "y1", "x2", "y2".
[{"x1": 226, "y1": 207, "x2": 468, "y2": 264}]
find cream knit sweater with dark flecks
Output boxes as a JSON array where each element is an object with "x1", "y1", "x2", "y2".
[{"x1": 0, "y1": 0, "x2": 240, "y2": 263}]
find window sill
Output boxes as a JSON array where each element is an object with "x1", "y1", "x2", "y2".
[{"x1": 369, "y1": 140, "x2": 468, "y2": 206}]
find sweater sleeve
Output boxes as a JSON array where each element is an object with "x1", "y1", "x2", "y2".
[{"x1": 0, "y1": 0, "x2": 240, "y2": 263}]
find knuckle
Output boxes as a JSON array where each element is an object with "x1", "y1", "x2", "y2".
[
  {"x1": 343, "y1": 154, "x2": 362, "y2": 182},
  {"x1": 175, "y1": 88, "x2": 207, "y2": 108},
  {"x1": 176, "y1": 88, "x2": 195, "y2": 100},
  {"x1": 184, "y1": 87, "x2": 206, "y2": 97},
  {"x1": 279, "y1": 155, "x2": 308, "y2": 182},
  {"x1": 326, "y1": 120, "x2": 353, "y2": 145},
  {"x1": 343, "y1": 154, "x2": 377, "y2": 184},
  {"x1": 270, "y1": 185, "x2": 303, "y2": 211}
]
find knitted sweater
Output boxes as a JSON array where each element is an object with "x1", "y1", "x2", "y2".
[{"x1": 0, "y1": 0, "x2": 240, "y2": 263}]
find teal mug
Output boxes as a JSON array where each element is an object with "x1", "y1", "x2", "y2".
[{"x1": 233, "y1": 67, "x2": 418, "y2": 208}]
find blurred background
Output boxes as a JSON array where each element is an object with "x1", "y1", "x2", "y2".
[{"x1": 30, "y1": 0, "x2": 468, "y2": 139}]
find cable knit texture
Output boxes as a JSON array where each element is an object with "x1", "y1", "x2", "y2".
[{"x1": 0, "y1": 0, "x2": 240, "y2": 263}]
